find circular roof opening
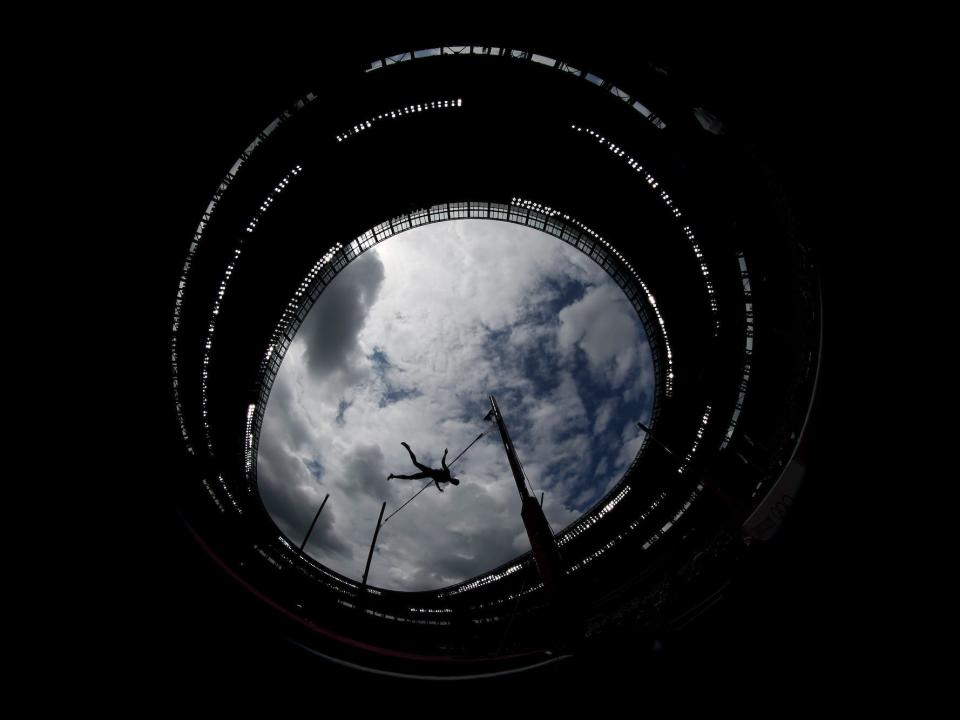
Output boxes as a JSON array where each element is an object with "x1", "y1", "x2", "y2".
[{"x1": 258, "y1": 219, "x2": 656, "y2": 591}]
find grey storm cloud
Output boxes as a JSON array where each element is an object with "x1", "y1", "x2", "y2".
[
  {"x1": 256, "y1": 220, "x2": 654, "y2": 591},
  {"x1": 257, "y1": 429, "x2": 352, "y2": 558},
  {"x1": 338, "y1": 442, "x2": 396, "y2": 502},
  {"x1": 298, "y1": 250, "x2": 385, "y2": 383}
]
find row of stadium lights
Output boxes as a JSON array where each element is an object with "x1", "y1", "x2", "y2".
[
  {"x1": 572, "y1": 124, "x2": 720, "y2": 339},
  {"x1": 247, "y1": 241, "x2": 345, "y2": 468},
  {"x1": 201, "y1": 165, "x2": 304, "y2": 456},
  {"x1": 177, "y1": 47, "x2": 668, "y2": 459},
  {"x1": 678, "y1": 406, "x2": 713, "y2": 474},
  {"x1": 365, "y1": 46, "x2": 665, "y2": 129},
  {"x1": 557, "y1": 485, "x2": 630, "y2": 546},
  {"x1": 722, "y1": 252, "x2": 754, "y2": 452},
  {"x1": 172, "y1": 94, "x2": 311, "y2": 455},
  {"x1": 335, "y1": 99, "x2": 462, "y2": 142}
]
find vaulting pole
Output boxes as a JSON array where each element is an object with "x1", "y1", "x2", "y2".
[{"x1": 300, "y1": 493, "x2": 329, "y2": 552}]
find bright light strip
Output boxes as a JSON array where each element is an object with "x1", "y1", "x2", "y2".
[
  {"x1": 678, "y1": 405, "x2": 713, "y2": 474},
  {"x1": 572, "y1": 124, "x2": 719, "y2": 340},
  {"x1": 172, "y1": 89, "x2": 318, "y2": 455},
  {"x1": 245, "y1": 403, "x2": 256, "y2": 473},
  {"x1": 335, "y1": 99, "x2": 462, "y2": 142},
  {"x1": 200, "y1": 165, "x2": 303, "y2": 454},
  {"x1": 557, "y1": 485, "x2": 630, "y2": 546},
  {"x1": 721, "y1": 252, "x2": 754, "y2": 450},
  {"x1": 365, "y1": 46, "x2": 666, "y2": 129},
  {"x1": 201, "y1": 476, "x2": 225, "y2": 512},
  {"x1": 439, "y1": 560, "x2": 524, "y2": 597}
]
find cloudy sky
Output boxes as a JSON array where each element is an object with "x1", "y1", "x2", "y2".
[{"x1": 257, "y1": 220, "x2": 654, "y2": 592}]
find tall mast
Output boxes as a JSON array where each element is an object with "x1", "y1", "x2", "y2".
[{"x1": 489, "y1": 395, "x2": 565, "y2": 595}]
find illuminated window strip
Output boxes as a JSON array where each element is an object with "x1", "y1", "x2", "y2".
[
  {"x1": 244, "y1": 403, "x2": 256, "y2": 473},
  {"x1": 683, "y1": 226, "x2": 720, "y2": 335},
  {"x1": 678, "y1": 405, "x2": 712, "y2": 474},
  {"x1": 200, "y1": 165, "x2": 303, "y2": 455},
  {"x1": 201, "y1": 476, "x2": 225, "y2": 513},
  {"x1": 512, "y1": 195, "x2": 672, "y2": 396},
  {"x1": 662, "y1": 480, "x2": 705, "y2": 532},
  {"x1": 291, "y1": 557, "x2": 358, "y2": 594},
  {"x1": 639, "y1": 495, "x2": 670, "y2": 550},
  {"x1": 287, "y1": 557, "x2": 356, "y2": 596},
  {"x1": 721, "y1": 252, "x2": 754, "y2": 450},
  {"x1": 467, "y1": 565, "x2": 542, "y2": 610},
  {"x1": 255, "y1": 545, "x2": 284, "y2": 570},
  {"x1": 639, "y1": 490, "x2": 669, "y2": 523},
  {"x1": 407, "y1": 606, "x2": 454, "y2": 614},
  {"x1": 439, "y1": 559, "x2": 525, "y2": 598},
  {"x1": 365, "y1": 46, "x2": 666, "y2": 129},
  {"x1": 574, "y1": 472, "x2": 708, "y2": 562},
  {"x1": 335, "y1": 98, "x2": 462, "y2": 142},
  {"x1": 476, "y1": 578, "x2": 543, "y2": 610},
  {"x1": 557, "y1": 485, "x2": 630, "y2": 547},
  {"x1": 566, "y1": 482, "x2": 684, "y2": 572},
  {"x1": 567, "y1": 536, "x2": 620, "y2": 573},
  {"x1": 573, "y1": 125, "x2": 719, "y2": 340},
  {"x1": 172, "y1": 90, "x2": 318, "y2": 455},
  {"x1": 217, "y1": 473, "x2": 242, "y2": 514},
  {"x1": 478, "y1": 582, "x2": 543, "y2": 610},
  {"x1": 364, "y1": 607, "x2": 452, "y2": 625}
]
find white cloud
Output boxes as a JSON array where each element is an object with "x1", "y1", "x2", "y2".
[
  {"x1": 257, "y1": 220, "x2": 654, "y2": 591},
  {"x1": 558, "y1": 283, "x2": 644, "y2": 388},
  {"x1": 593, "y1": 397, "x2": 617, "y2": 435}
]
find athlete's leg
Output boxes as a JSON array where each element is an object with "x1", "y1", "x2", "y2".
[
  {"x1": 401, "y1": 442, "x2": 430, "y2": 472},
  {"x1": 389, "y1": 471, "x2": 431, "y2": 481}
]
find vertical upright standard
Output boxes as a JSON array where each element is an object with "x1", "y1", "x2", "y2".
[
  {"x1": 489, "y1": 395, "x2": 565, "y2": 595},
  {"x1": 636, "y1": 420, "x2": 677, "y2": 458},
  {"x1": 300, "y1": 493, "x2": 330, "y2": 551},
  {"x1": 360, "y1": 501, "x2": 387, "y2": 592}
]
